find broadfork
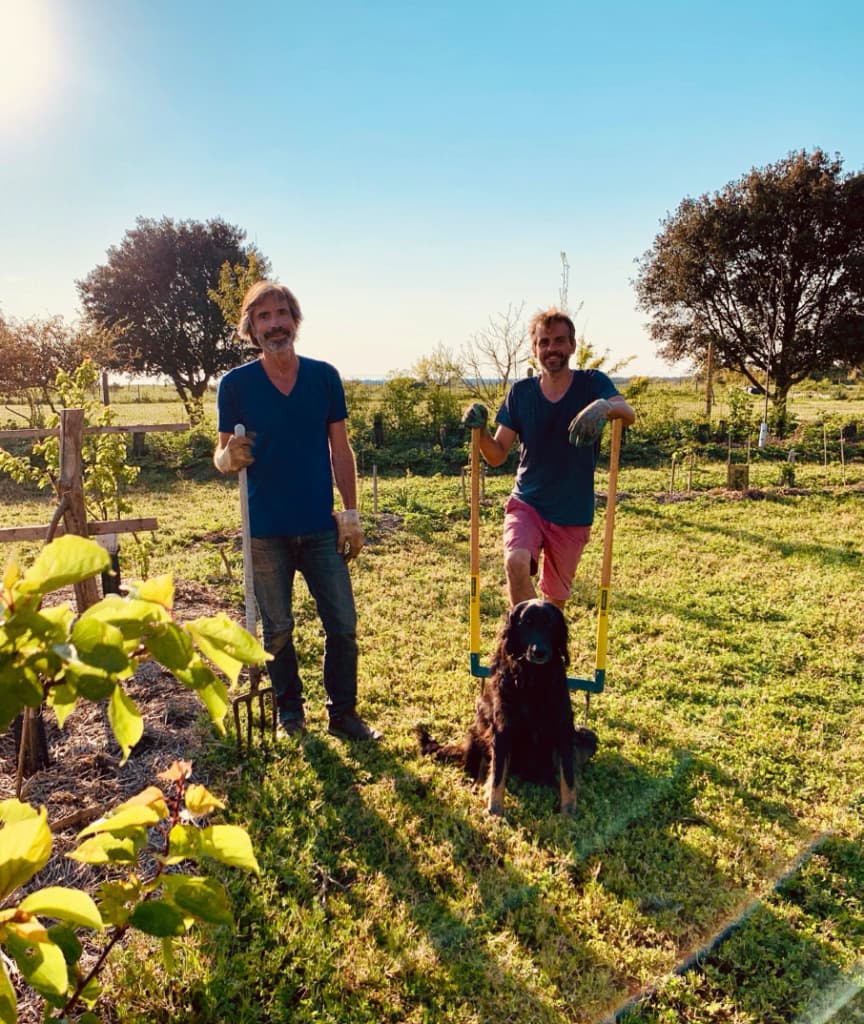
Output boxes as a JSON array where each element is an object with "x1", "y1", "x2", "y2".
[
  {"x1": 469, "y1": 417, "x2": 624, "y2": 723},
  {"x1": 230, "y1": 424, "x2": 277, "y2": 752}
]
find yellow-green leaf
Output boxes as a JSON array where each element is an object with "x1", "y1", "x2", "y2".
[
  {"x1": 107, "y1": 685, "x2": 143, "y2": 764},
  {"x1": 193, "y1": 678, "x2": 229, "y2": 733},
  {"x1": 129, "y1": 899, "x2": 186, "y2": 937},
  {"x1": 17, "y1": 536, "x2": 110, "y2": 599},
  {"x1": 0, "y1": 958, "x2": 16, "y2": 1024},
  {"x1": 5, "y1": 923, "x2": 68, "y2": 997},
  {"x1": 184, "y1": 784, "x2": 225, "y2": 817},
  {"x1": 169, "y1": 876, "x2": 233, "y2": 925},
  {"x1": 199, "y1": 825, "x2": 260, "y2": 875},
  {"x1": 165, "y1": 824, "x2": 200, "y2": 864},
  {"x1": 20, "y1": 887, "x2": 103, "y2": 930},
  {"x1": 78, "y1": 805, "x2": 160, "y2": 838},
  {"x1": 113, "y1": 786, "x2": 168, "y2": 819},
  {"x1": 128, "y1": 575, "x2": 174, "y2": 608},
  {"x1": 71, "y1": 617, "x2": 130, "y2": 674},
  {"x1": 68, "y1": 833, "x2": 141, "y2": 865},
  {"x1": 144, "y1": 621, "x2": 194, "y2": 671},
  {"x1": 0, "y1": 805, "x2": 52, "y2": 902}
]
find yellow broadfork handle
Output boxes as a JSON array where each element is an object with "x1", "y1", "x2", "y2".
[
  {"x1": 469, "y1": 426, "x2": 481, "y2": 661},
  {"x1": 595, "y1": 418, "x2": 623, "y2": 675}
]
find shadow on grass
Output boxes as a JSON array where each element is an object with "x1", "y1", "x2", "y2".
[
  {"x1": 624, "y1": 501, "x2": 862, "y2": 569},
  {"x1": 616, "y1": 831, "x2": 864, "y2": 1024},
  {"x1": 159, "y1": 713, "x2": 839, "y2": 1024}
]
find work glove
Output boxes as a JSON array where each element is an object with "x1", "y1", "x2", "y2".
[
  {"x1": 214, "y1": 433, "x2": 254, "y2": 473},
  {"x1": 461, "y1": 403, "x2": 488, "y2": 430},
  {"x1": 568, "y1": 399, "x2": 612, "y2": 448},
  {"x1": 334, "y1": 509, "x2": 364, "y2": 561}
]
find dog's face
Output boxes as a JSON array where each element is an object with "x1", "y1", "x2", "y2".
[{"x1": 505, "y1": 600, "x2": 569, "y2": 667}]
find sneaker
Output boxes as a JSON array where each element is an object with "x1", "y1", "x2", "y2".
[
  {"x1": 328, "y1": 711, "x2": 382, "y2": 741},
  {"x1": 278, "y1": 717, "x2": 307, "y2": 738}
]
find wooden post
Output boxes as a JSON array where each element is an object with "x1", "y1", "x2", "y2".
[
  {"x1": 704, "y1": 341, "x2": 714, "y2": 419},
  {"x1": 58, "y1": 409, "x2": 100, "y2": 612}
]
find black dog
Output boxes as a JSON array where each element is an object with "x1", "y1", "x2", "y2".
[{"x1": 417, "y1": 599, "x2": 598, "y2": 815}]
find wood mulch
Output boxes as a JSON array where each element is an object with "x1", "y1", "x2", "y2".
[{"x1": 0, "y1": 578, "x2": 241, "y2": 1023}]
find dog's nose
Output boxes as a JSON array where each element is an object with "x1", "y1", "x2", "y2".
[{"x1": 525, "y1": 644, "x2": 551, "y2": 665}]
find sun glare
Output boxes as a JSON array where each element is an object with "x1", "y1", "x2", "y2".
[{"x1": 0, "y1": 0, "x2": 61, "y2": 131}]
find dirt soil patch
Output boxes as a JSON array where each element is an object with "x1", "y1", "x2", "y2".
[{"x1": 1, "y1": 578, "x2": 242, "y2": 1021}]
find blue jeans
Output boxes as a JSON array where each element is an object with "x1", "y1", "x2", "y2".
[{"x1": 250, "y1": 531, "x2": 358, "y2": 723}]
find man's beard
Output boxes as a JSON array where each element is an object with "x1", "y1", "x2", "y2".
[
  {"x1": 540, "y1": 353, "x2": 567, "y2": 371},
  {"x1": 260, "y1": 331, "x2": 294, "y2": 355}
]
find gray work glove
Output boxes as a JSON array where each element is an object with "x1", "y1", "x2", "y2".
[
  {"x1": 214, "y1": 433, "x2": 254, "y2": 473},
  {"x1": 568, "y1": 399, "x2": 612, "y2": 448},
  {"x1": 461, "y1": 403, "x2": 488, "y2": 429},
  {"x1": 334, "y1": 509, "x2": 364, "y2": 561}
]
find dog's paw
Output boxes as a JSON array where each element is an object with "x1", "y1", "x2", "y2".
[{"x1": 574, "y1": 727, "x2": 599, "y2": 767}]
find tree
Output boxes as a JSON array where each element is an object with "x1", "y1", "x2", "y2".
[
  {"x1": 0, "y1": 316, "x2": 114, "y2": 426},
  {"x1": 635, "y1": 149, "x2": 864, "y2": 429},
  {"x1": 77, "y1": 217, "x2": 269, "y2": 424},
  {"x1": 461, "y1": 303, "x2": 531, "y2": 408},
  {"x1": 412, "y1": 342, "x2": 464, "y2": 388},
  {"x1": 208, "y1": 250, "x2": 267, "y2": 332}
]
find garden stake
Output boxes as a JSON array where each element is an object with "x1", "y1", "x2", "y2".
[
  {"x1": 230, "y1": 424, "x2": 277, "y2": 753},
  {"x1": 469, "y1": 418, "x2": 623, "y2": 707}
]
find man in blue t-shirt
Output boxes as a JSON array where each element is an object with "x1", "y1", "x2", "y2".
[
  {"x1": 214, "y1": 281, "x2": 381, "y2": 741},
  {"x1": 463, "y1": 308, "x2": 635, "y2": 609}
]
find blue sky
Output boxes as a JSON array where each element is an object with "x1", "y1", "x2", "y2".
[{"x1": 2, "y1": 0, "x2": 862, "y2": 379}]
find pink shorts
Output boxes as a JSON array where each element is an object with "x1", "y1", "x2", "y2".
[{"x1": 503, "y1": 495, "x2": 591, "y2": 603}]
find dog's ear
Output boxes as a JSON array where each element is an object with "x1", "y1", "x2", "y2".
[{"x1": 494, "y1": 603, "x2": 523, "y2": 668}]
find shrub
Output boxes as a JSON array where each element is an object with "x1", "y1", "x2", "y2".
[{"x1": 1, "y1": 535, "x2": 266, "y2": 1022}]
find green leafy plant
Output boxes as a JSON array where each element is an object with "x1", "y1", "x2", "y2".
[
  {"x1": 0, "y1": 360, "x2": 137, "y2": 523},
  {"x1": 0, "y1": 534, "x2": 267, "y2": 1022}
]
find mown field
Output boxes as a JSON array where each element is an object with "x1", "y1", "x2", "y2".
[{"x1": 2, "y1": 382, "x2": 863, "y2": 1023}]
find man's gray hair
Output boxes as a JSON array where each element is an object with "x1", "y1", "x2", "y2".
[{"x1": 237, "y1": 281, "x2": 303, "y2": 345}]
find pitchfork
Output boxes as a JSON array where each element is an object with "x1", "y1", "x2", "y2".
[{"x1": 230, "y1": 424, "x2": 277, "y2": 752}]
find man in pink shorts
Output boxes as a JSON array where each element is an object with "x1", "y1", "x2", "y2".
[{"x1": 463, "y1": 308, "x2": 635, "y2": 609}]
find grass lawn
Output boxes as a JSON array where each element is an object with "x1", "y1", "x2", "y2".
[
  {"x1": 2, "y1": 386, "x2": 863, "y2": 1023},
  {"x1": 57, "y1": 464, "x2": 860, "y2": 1024}
]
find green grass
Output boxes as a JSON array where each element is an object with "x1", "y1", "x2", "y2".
[
  {"x1": 2, "y1": 384, "x2": 863, "y2": 1022},
  {"x1": 49, "y1": 466, "x2": 856, "y2": 1024}
]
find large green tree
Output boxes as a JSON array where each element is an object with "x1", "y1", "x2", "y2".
[
  {"x1": 78, "y1": 217, "x2": 269, "y2": 423},
  {"x1": 635, "y1": 149, "x2": 864, "y2": 425}
]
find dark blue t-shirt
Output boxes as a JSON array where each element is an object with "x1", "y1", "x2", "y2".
[
  {"x1": 216, "y1": 357, "x2": 348, "y2": 537},
  {"x1": 496, "y1": 370, "x2": 619, "y2": 526}
]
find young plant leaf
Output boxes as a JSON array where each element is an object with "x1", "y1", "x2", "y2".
[
  {"x1": 78, "y1": 805, "x2": 160, "y2": 838},
  {"x1": 20, "y1": 886, "x2": 103, "y2": 930},
  {"x1": 198, "y1": 825, "x2": 260, "y2": 875},
  {"x1": 16, "y1": 536, "x2": 110, "y2": 599},
  {"x1": 0, "y1": 804, "x2": 52, "y2": 901},
  {"x1": 129, "y1": 899, "x2": 187, "y2": 937},
  {"x1": 108, "y1": 685, "x2": 144, "y2": 763},
  {"x1": 169, "y1": 877, "x2": 233, "y2": 925},
  {"x1": 68, "y1": 833, "x2": 140, "y2": 865},
  {"x1": 0, "y1": 958, "x2": 17, "y2": 1024},
  {"x1": 4, "y1": 922, "x2": 68, "y2": 997},
  {"x1": 184, "y1": 784, "x2": 225, "y2": 817}
]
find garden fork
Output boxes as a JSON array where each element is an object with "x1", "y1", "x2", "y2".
[{"x1": 230, "y1": 425, "x2": 277, "y2": 753}]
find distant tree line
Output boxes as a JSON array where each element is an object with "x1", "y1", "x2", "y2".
[{"x1": 3, "y1": 149, "x2": 862, "y2": 439}]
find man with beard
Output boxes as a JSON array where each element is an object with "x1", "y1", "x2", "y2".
[
  {"x1": 463, "y1": 308, "x2": 635, "y2": 610},
  {"x1": 214, "y1": 281, "x2": 381, "y2": 741}
]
